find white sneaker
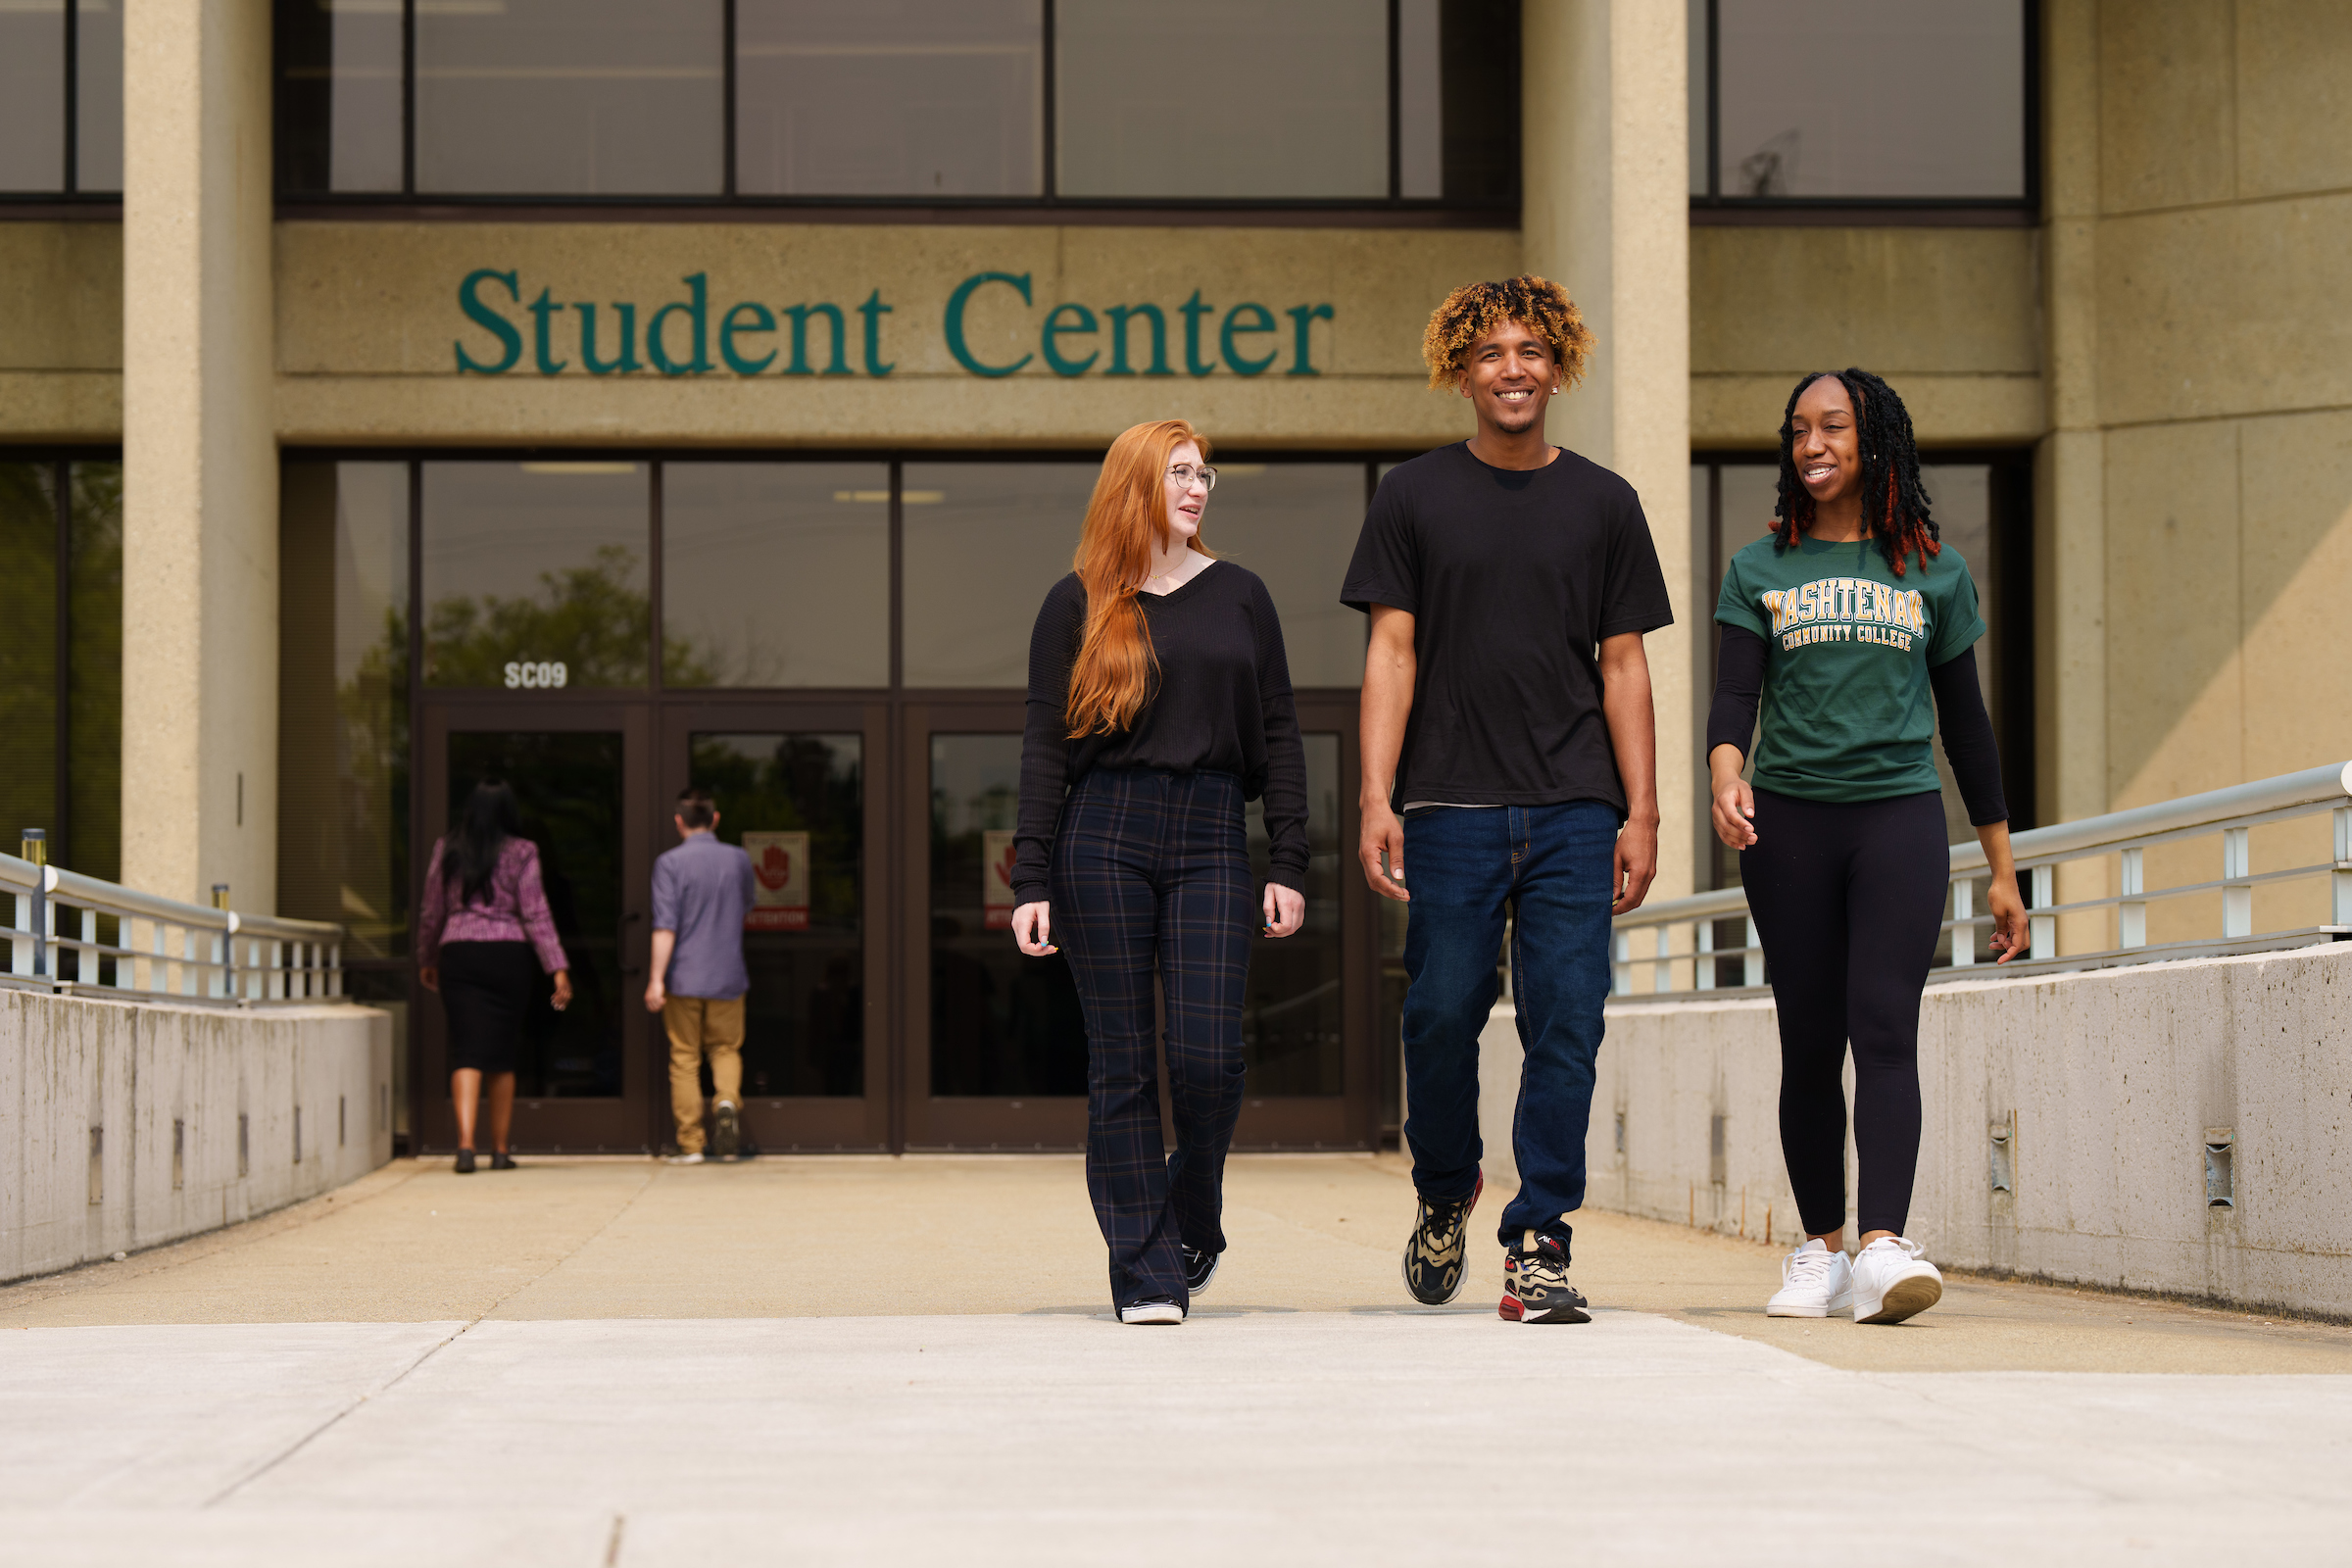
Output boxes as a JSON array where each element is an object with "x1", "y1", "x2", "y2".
[
  {"x1": 664, "y1": 1152, "x2": 705, "y2": 1166},
  {"x1": 1765, "y1": 1237, "x2": 1854, "y2": 1318},
  {"x1": 1852, "y1": 1236, "x2": 1943, "y2": 1324},
  {"x1": 1118, "y1": 1297, "x2": 1184, "y2": 1325}
]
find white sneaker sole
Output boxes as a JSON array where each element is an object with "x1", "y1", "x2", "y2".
[
  {"x1": 1119, "y1": 1303, "x2": 1184, "y2": 1326},
  {"x1": 1857, "y1": 1273, "x2": 1942, "y2": 1325},
  {"x1": 1765, "y1": 1291, "x2": 1853, "y2": 1319},
  {"x1": 1187, "y1": 1252, "x2": 1220, "y2": 1299}
]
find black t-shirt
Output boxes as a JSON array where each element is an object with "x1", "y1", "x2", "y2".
[
  {"x1": 1340, "y1": 442, "x2": 1675, "y2": 813},
  {"x1": 1012, "y1": 562, "x2": 1309, "y2": 906}
]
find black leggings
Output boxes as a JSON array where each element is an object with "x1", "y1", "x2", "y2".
[{"x1": 1740, "y1": 788, "x2": 1947, "y2": 1238}]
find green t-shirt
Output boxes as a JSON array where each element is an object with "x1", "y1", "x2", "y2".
[{"x1": 1714, "y1": 533, "x2": 1985, "y2": 803}]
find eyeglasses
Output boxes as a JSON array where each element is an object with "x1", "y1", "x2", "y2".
[{"x1": 1166, "y1": 464, "x2": 1218, "y2": 492}]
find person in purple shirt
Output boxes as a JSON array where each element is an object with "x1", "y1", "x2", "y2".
[
  {"x1": 645, "y1": 786, "x2": 758, "y2": 1163},
  {"x1": 419, "y1": 780, "x2": 571, "y2": 1174}
]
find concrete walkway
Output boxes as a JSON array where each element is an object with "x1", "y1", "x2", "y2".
[{"x1": 6, "y1": 1155, "x2": 2352, "y2": 1565}]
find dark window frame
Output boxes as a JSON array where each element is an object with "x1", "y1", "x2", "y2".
[
  {"x1": 266, "y1": 0, "x2": 1519, "y2": 224},
  {"x1": 1689, "y1": 0, "x2": 2041, "y2": 225}
]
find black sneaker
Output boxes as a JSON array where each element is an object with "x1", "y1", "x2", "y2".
[
  {"x1": 490, "y1": 1152, "x2": 517, "y2": 1171},
  {"x1": 1400, "y1": 1171, "x2": 1483, "y2": 1305},
  {"x1": 1500, "y1": 1227, "x2": 1591, "y2": 1324},
  {"x1": 1119, "y1": 1296, "x2": 1185, "y2": 1326},
  {"x1": 1182, "y1": 1247, "x2": 1220, "y2": 1298},
  {"x1": 711, "y1": 1100, "x2": 741, "y2": 1161},
  {"x1": 454, "y1": 1149, "x2": 476, "y2": 1175}
]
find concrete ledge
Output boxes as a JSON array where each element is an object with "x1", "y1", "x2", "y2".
[
  {"x1": 0, "y1": 990, "x2": 392, "y2": 1284},
  {"x1": 1479, "y1": 945, "x2": 2352, "y2": 1316}
]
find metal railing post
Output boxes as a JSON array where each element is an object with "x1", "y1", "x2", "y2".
[
  {"x1": 2030, "y1": 865, "x2": 2055, "y2": 961},
  {"x1": 1652, "y1": 925, "x2": 1672, "y2": 994},
  {"x1": 1696, "y1": 917, "x2": 1716, "y2": 992},
  {"x1": 2223, "y1": 827, "x2": 2252, "y2": 939},
  {"x1": 1612, "y1": 929, "x2": 1631, "y2": 996},
  {"x1": 2335, "y1": 807, "x2": 2352, "y2": 929},
  {"x1": 2119, "y1": 846, "x2": 2147, "y2": 949},
  {"x1": 1950, "y1": 877, "x2": 1975, "y2": 967},
  {"x1": 1743, "y1": 916, "x2": 1763, "y2": 988},
  {"x1": 20, "y1": 829, "x2": 46, "y2": 978}
]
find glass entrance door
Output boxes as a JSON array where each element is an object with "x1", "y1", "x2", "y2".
[
  {"x1": 416, "y1": 701, "x2": 653, "y2": 1152},
  {"x1": 660, "y1": 702, "x2": 889, "y2": 1151}
]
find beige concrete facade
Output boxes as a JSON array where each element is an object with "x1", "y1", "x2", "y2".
[{"x1": 119, "y1": 0, "x2": 279, "y2": 910}]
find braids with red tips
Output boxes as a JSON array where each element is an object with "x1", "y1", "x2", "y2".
[{"x1": 1771, "y1": 368, "x2": 1940, "y2": 577}]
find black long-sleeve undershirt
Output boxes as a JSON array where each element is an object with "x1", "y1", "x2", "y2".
[{"x1": 1707, "y1": 625, "x2": 2008, "y2": 826}]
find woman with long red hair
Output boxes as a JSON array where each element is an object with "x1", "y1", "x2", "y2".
[{"x1": 1010, "y1": 418, "x2": 1308, "y2": 1325}]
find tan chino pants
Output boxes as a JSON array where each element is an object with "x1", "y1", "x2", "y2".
[{"x1": 663, "y1": 995, "x2": 745, "y2": 1154}]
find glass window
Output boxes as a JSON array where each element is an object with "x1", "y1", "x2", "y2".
[
  {"x1": 693, "y1": 732, "x2": 865, "y2": 1098},
  {"x1": 67, "y1": 462, "x2": 121, "y2": 885},
  {"x1": 1397, "y1": 0, "x2": 1443, "y2": 200},
  {"x1": 1202, "y1": 465, "x2": 1366, "y2": 687},
  {"x1": 1687, "y1": 0, "x2": 1709, "y2": 196},
  {"x1": 74, "y1": 0, "x2": 122, "y2": 192},
  {"x1": 1056, "y1": 0, "x2": 1389, "y2": 199},
  {"x1": 1244, "y1": 732, "x2": 1345, "y2": 1095},
  {"x1": 279, "y1": 461, "x2": 410, "y2": 958},
  {"x1": 416, "y1": 0, "x2": 723, "y2": 196},
  {"x1": 419, "y1": 462, "x2": 652, "y2": 689},
  {"x1": 0, "y1": 4, "x2": 64, "y2": 192},
  {"x1": 736, "y1": 1, "x2": 1042, "y2": 196},
  {"x1": 928, "y1": 732, "x2": 1087, "y2": 1096},
  {"x1": 662, "y1": 464, "x2": 889, "y2": 688},
  {"x1": 901, "y1": 463, "x2": 1097, "y2": 688},
  {"x1": 1711, "y1": 0, "x2": 2026, "y2": 199},
  {"x1": 276, "y1": 0, "x2": 405, "y2": 193},
  {"x1": 0, "y1": 464, "x2": 59, "y2": 858}
]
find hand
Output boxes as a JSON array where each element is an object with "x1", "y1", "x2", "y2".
[
  {"x1": 1985, "y1": 873, "x2": 2029, "y2": 964},
  {"x1": 551, "y1": 970, "x2": 573, "y2": 1011},
  {"x1": 1358, "y1": 799, "x2": 1408, "y2": 902},
  {"x1": 1612, "y1": 818, "x2": 1659, "y2": 915},
  {"x1": 644, "y1": 976, "x2": 665, "y2": 1012},
  {"x1": 419, "y1": 965, "x2": 439, "y2": 993},
  {"x1": 1262, "y1": 883, "x2": 1305, "y2": 938},
  {"x1": 1712, "y1": 774, "x2": 1757, "y2": 850},
  {"x1": 1012, "y1": 902, "x2": 1056, "y2": 957}
]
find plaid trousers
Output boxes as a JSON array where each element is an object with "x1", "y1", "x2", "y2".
[{"x1": 1051, "y1": 768, "x2": 1253, "y2": 1312}]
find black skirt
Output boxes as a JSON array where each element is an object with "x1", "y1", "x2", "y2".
[{"x1": 440, "y1": 940, "x2": 539, "y2": 1074}]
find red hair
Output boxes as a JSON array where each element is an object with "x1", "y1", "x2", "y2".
[{"x1": 1064, "y1": 419, "x2": 1213, "y2": 738}]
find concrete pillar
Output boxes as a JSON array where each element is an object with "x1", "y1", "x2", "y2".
[
  {"x1": 1521, "y1": 0, "x2": 1695, "y2": 900},
  {"x1": 2036, "y1": 0, "x2": 2109, "y2": 947},
  {"x1": 121, "y1": 0, "x2": 278, "y2": 909}
]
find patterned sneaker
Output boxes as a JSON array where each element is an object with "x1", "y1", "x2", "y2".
[
  {"x1": 1401, "y1": 1172, "x2": 1484, "y2": 1305},
  {"x1": 1765, "y1": 1237, "x2": 1854, "y2": 1318},
  {"x1": 710, "y1": 1100, "x2": 741, "y2": 1161},
  {"x1": 1499, "y1": 1227, "x2": 1592, "y2": 1324},
  {"x1": 1852, "y1": 1236, "x2": 1943, "y2": 1325},
  {"x1": 1119, "y1": 1296, "x2": 1185, "y2": 1326},
  {"x1": 1183, "y1": 1247, "x2": 1220, "y2": 1298}
]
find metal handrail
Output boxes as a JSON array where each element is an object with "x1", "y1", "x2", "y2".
[
  {"x1": 1611, "y1": 760, "x2": 2352, "y2": 999},
  {"x1": 3, "y1": 852, "x2": 345, "y2": 1005}
]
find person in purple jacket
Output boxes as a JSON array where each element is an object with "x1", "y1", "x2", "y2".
[
  {"x1": 419, "y1": 780, "x2": 571, "y2": 1174},
  {"x1": 645, "y1": 786, "x2": 758, "y2": 1163}
]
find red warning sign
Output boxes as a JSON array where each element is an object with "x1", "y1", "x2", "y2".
[{"x1": 742, "y1": 831, "x2": 809, "y2": 930}]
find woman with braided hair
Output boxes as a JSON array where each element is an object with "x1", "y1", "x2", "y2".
[{"x1": 1708, "y1": 368, "x2": 2029, "y2": 1324}]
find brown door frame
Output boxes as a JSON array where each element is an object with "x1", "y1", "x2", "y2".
[
  {"x1": 658, "y1": 696, "x2": 894, "y2": 1152},
  {"x1": 416, "y1": 695, "x2": 655, "y2": 1153}
]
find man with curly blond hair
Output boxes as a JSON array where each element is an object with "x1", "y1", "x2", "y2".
[{"x1": 1341, "y1": 274, "x2": 1672, "y2": 1323}]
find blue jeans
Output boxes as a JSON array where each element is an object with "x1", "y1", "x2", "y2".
[{"x1": 1399, "y1": 800, "x2": 1618, "y2": 1249}]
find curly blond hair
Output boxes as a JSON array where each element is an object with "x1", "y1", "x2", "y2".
[{"x1": 1420, "y1": 275, "x2": 1594, "y2": 392}]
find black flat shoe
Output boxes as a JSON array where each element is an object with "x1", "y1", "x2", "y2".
[
  {"x1": 454, "y1": 1149, "x2": 476, "y2": 1174},
  {"x1": 490, "y1": 1152, "x2": 516, "y2": 1171}
]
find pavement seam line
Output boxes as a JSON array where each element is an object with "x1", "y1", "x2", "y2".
[
  {"x1": 198, "y1": 1321, "x2": 475, "y2": 1507},
  {"x1": 477, "y1": 1164, "x2": 662, "y2": 1318}
]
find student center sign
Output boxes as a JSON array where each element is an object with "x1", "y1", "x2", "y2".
[{"x1": 453, "y1": 267, "x2": 1342, "y2": 381}]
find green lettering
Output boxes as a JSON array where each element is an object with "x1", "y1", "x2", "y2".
[
  {"x1": 1041, "y1": 302, "x2": 1100, "y2": 377},
  {"x1": 719, "y1": 302, "x2": 776, "y2": 374},
  {"x1": 455, "y1": 269, "x2": 521, "y2": 374},
  {"x1": 1105, "y1": 304, "x2": 1170, "y2": 376},
  {"x1": 647, "y1": 272, "x2": 712, "y2": 376},
  {"x1": 943, "y1": 271, "x2": 1034, "y2": 378},
  {"x1": 573, "y1": 302, "x2": 640, "y2": 375},
  {"x1": 527, "y1": 286, "x2": 565, "y2": 374},
  {"x1": 1179, "y1": 289, "x2": 1215, "y2": 376},
  {"x1": 1285, "y1": 303, "x2": 1334, "y2": 375},
  {"x1": 858, "y1": 288, "x2": 895, "y2": 376},
  {"x1": 783, "y1": 303, "x2": 851, "y2": 376},
  {"x1": 1220, "y1": 303, "x2": 1277, "y2": 377}
]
